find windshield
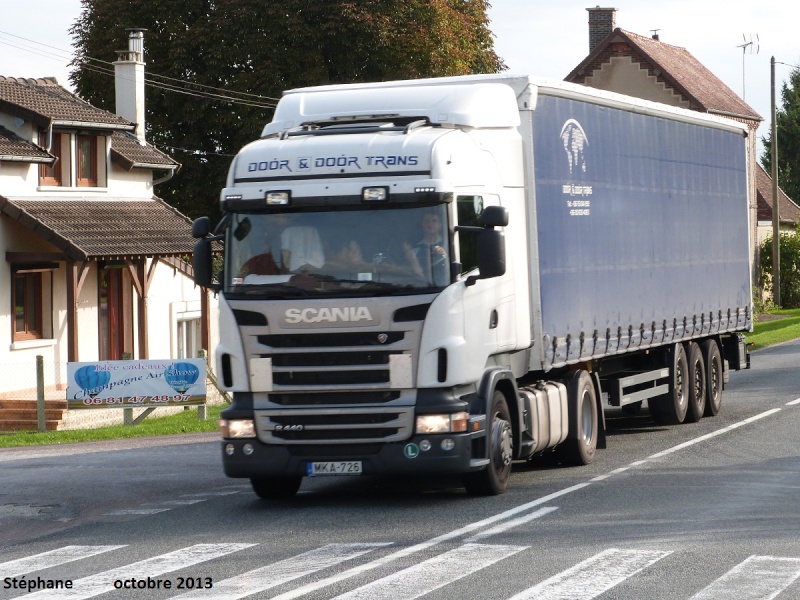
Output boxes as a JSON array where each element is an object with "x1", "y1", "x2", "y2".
[{"x1": 225, "y1": 205, "x2": 451, "y2": 297}]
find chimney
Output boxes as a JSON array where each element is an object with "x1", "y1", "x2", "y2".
[
  {"x1": 113, "y1": 28, "x2": 147, "y2": 143},
  {"x1": 587, "y1": 6, "x2": 617, "y2": 53}
]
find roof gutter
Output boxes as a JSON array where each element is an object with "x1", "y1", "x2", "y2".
[
  {"x1": 707, "y1": 108, "x2": 764, "y2": 123},
  {"x1": 52, "y1": 120, "x2": 134, "y2": 131},
  {"x1": 153, "y1": 164, "x2": 180, "y2": 187}
]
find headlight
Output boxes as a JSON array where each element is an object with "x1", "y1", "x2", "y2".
[
  {"x1": 415, "y1": 412, "x2": 469, "y2": 434},
  {"x1": 219, "y1": 419, "x2": 256, "y2": 439}
]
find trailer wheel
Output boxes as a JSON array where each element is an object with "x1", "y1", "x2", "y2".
[
  {"x1": 559, "y1": 370, "x2": 598, "y2": 466},
  {"x1": 702, "y1": 339, "x2": 723, "y2": 416},
  {"x1": 684, "y1": 342, "x2": 706, "y2": 423},
  {"x1": 652, "y1": 343, "x2": 688, "y2": 425},
  {"x1": 464, "y1": 390, "x2": 513, "y2": 496},
  {"x1": 250, "y1": 476, "x2": 302, "y2": 500}
]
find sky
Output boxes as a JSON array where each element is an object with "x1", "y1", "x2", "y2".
[{"x1": 0, "y1": 0, "x2": 798, "y2": 154}]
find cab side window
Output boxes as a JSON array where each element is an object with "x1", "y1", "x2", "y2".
[{"x1": 456, "y1": 195, "x2": 484, "y2": 273}]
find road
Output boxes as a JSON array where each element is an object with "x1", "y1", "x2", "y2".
[{"x1": 2, "y1": 338, "x2": 800, "y2": 599}]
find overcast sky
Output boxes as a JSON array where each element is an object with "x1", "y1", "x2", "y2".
[{"x1": 1, "y1": 0, "x2": 797, "y2": 152}]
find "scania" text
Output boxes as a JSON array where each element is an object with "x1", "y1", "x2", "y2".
[{"x1": 284, "y1": 307, "x2": 373, "y2": 324}]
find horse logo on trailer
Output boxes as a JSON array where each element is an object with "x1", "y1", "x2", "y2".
[{"x1": 560, "y1": 119, "x2": 588, "y2": 176}]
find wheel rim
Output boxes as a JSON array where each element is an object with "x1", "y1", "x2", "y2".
[
  {"x1": 693, "y1": 360, "x2": 704, "y2": 401},
  {"x1": 492, "y1": 416, "x2": 513, "y2": 468},
  {"x1": 710, "y1": 360, "x2": 720, "y2": 402},
  {"x1": 580, "y1": 390, "x2": 594, "y2": 446},
  {"x1": 676, "y1": 361, "x2": 686, "y2": 408}
]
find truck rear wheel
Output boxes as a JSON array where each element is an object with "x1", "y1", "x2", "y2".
[
  {"x1": 684, "y1": 342, "x2": 706, "y2": 423},
  {"x1": 463, "y1": 390, "x2": 513, "y2": 496},
  {"x1": 558, "y1": 370, "x2": 598, "y2": 466},
  {"x1": 651, "y1": 343, "x2": 688, "y2": 425},
  {"x1": 250, "y1": 476, "x2": 303, "y2": 500},
  {"x1": 702, "y1": 339, "x2": 723, "y2": 416}
]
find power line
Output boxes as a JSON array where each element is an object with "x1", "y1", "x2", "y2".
[{"x1": 0, "y1": 29, "x2": 280, "y2": 108}]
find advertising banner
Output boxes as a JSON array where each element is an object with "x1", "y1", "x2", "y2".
[{"x1": 67, "y1": 359, "x2": 207, "y2": 410}]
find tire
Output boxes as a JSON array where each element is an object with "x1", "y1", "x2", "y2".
[
  {"x1": 558, "y1": 370, "x2": 598, "y2": 466},
  {"x1": 250, "y1": 476, "x2": 302, "y2": 500},
  {"x1": 702, "y1": 339, "x2": 723, "y2": 416},
  {"x1": 651, "y1": 343, "x2": 689, "y2": 425},
  {"x1": 464, "y1": 390, "x2": 513, "y2": 496},
  {"x1": 684, "y1": 342, "x2": 706, "y2": 423}
]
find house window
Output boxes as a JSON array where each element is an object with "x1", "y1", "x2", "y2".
[
  {"x1": 77, "y1": 135, "x2": 97, "y2": 187},
  {"x1": 39, "y1": 131, "x2": 63, "y2": 186},
  {"x1": 177, "y1": 317, "x2": 202, "y2": 359},
  {"x1": 13, "y1": 272, "x2": 43, "y2": 341}
]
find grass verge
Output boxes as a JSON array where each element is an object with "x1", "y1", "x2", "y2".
[
  {"x1": 1, "y1": 309, "x2": 798, "y2": 449},
  {"x1": 0, "y1": 404, "x2": 223, "y2": 448},
  {"x1": 748, "y1": 308, "x2": 800, "y2": 350}
]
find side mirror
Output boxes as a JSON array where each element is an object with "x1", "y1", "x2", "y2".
[
  {"x1": 467, "y1": 229, "x2": 505, "y2": 286},
  {"x1": 480, "y1": 205, "x2": 509, "y2": 227},
  {"x1": 192, "y1": 216, "x2": 211, "y2": 239},
  {"x1": 192, "y1": 238, "x2": 217, "y2": 289}
]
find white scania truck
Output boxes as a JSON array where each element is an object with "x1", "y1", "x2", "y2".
[{"x1": 192, "y1": 75, "x2": 752, "y2": 499}]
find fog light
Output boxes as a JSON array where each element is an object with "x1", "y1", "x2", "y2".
[
  {"x1": 243, "y1": 444, "x2": 254, "y2": 456},
  {"x1": 225, "y1": 443, "x2": 235, "y2": 456},
  {"x1": 420, "y1": 440, "x2": 431, "y2": 452},
  {"x1": 441, "y1": 438, "x2": 455, "y2": 451}
]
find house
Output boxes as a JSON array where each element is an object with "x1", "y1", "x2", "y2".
[
  {"x1": 565, "y1": 7, "x2": 763, "y2": 280},
  {"x1": 0, "y1": 30, "x2": 217, "y2": 430},
  {"x1": 755, "y1": 162, "x2": 800, "y2": 247}
]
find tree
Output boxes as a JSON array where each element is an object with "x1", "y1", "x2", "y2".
[
  {"x1": 761, "y1": 65, "x2": 800, "y2": 204},
  {"x1": 69, "y1": 0, "x2": 505, "y2": 221},
  {"x1": 759, "y1": 222, "x2": 800, "y2": 309}
]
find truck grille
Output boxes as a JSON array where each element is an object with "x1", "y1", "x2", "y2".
[{"x1": 254, "y1": 408, "x2": 414, "y2": 444}]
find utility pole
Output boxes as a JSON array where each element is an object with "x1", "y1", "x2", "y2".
[{"x1": 771, "y1": 56, "x2": 781, "y2": 306}]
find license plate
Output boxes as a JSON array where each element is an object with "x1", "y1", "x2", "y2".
[{"x1": 307, "y1": 461, "x2": 363, "y2": 476}]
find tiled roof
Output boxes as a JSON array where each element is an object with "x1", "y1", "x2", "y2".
[
  {"x1": 0, "y1": 125, "x2": 53, "y2": 162},
  {"x1": 756, "y1": 163, "x2": 800, "y2": 224},
  {"x1": 0, "y1": 196, "x2": 195, "y2": 260},
  {"x1": 0, "y1": 76, "x2": 132, "y2": 130},
  {"x1": 110, "y1": 131, "x2": 179, "y2": 170},
  {"x1": 566, "y1": 29, "x2": 762, "y2": 122}
]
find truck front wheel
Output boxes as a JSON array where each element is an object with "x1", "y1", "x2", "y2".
[
  {"x1": 463, "y1": 390, "x2": 513, "y2": 496},
  {"x1": 250, "y1": 476, "x2": 303, "y2": 500}
]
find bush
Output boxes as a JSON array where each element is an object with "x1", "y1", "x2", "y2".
[{"x1": 760, "y1": 223, "x2": 800, "y2": 308}]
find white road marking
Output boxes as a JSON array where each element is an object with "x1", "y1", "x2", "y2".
[
  {"x1": 104, "y1": 508, "x2": 172, "y2": 515},
  {"x1": 25, "y1": 543, "x2": 255, "y2": 599},
  {"x1": 268, "y1": 483, "x2": 591, "y2": 600},
  {"x1": 690, "y1": 555, "x2": 800, "y2": 600},
  {"x1": 170, "y1": 543, "x2": 390, "y2": 599},
  {"x1": 786, "y1": 398, "x2": 800, "y2": 406},
  {"x1": 466, "y1": 507, "x2": 558, "y2": 542},
  {"x1": 508, "y1": 548, "x2": 671, "y2": 600},
  {"x1": 648, "y1": 409, "x2": 781, "y2": 460},
  {"x1": 0, "y1": 545, "x2": 126, "y2": 578},
  {"x1": 331, "y1": 543, "x2": 527, "y2": 600}
]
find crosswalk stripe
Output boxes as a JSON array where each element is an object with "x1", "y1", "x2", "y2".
[
  {"x1": 330, "y1": 543, "x2": 527, "y2": 600},
  {"x1": 466, "y1": 507, "x2": 558, "y2": 543},
  {"x1": 0, "y1": 546, "x2": 126, "y2": 578},
  {"x1": 104, "y1": 508, "x2": 172, "y2": 515},
  {"x1": 508, "y1": 548, "x2": 672, "y2": 600},
  {"x1": 170, "y1": 543, "x2": 391, "y2": 599},
  {"x1": 25, "y1": 543, "x2": 255, "y2": 599},
  {"x1": 690, "y1": 555, "x2": 800, "y2": 600}
]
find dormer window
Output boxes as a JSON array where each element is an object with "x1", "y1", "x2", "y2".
[
  {"x1": 77, "y1": 135, "x2": 98, "y2": 187},
  {"x1": 37, "y1": 130, "x2": 105, "y2": 188},
  {"x1": 38, "y1": 131, "x2": 63, "y2": 186}
]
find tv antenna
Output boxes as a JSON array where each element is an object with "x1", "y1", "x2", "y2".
[{"x1": 736, "y1": 33, "x2": 759, "y2": 99}]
